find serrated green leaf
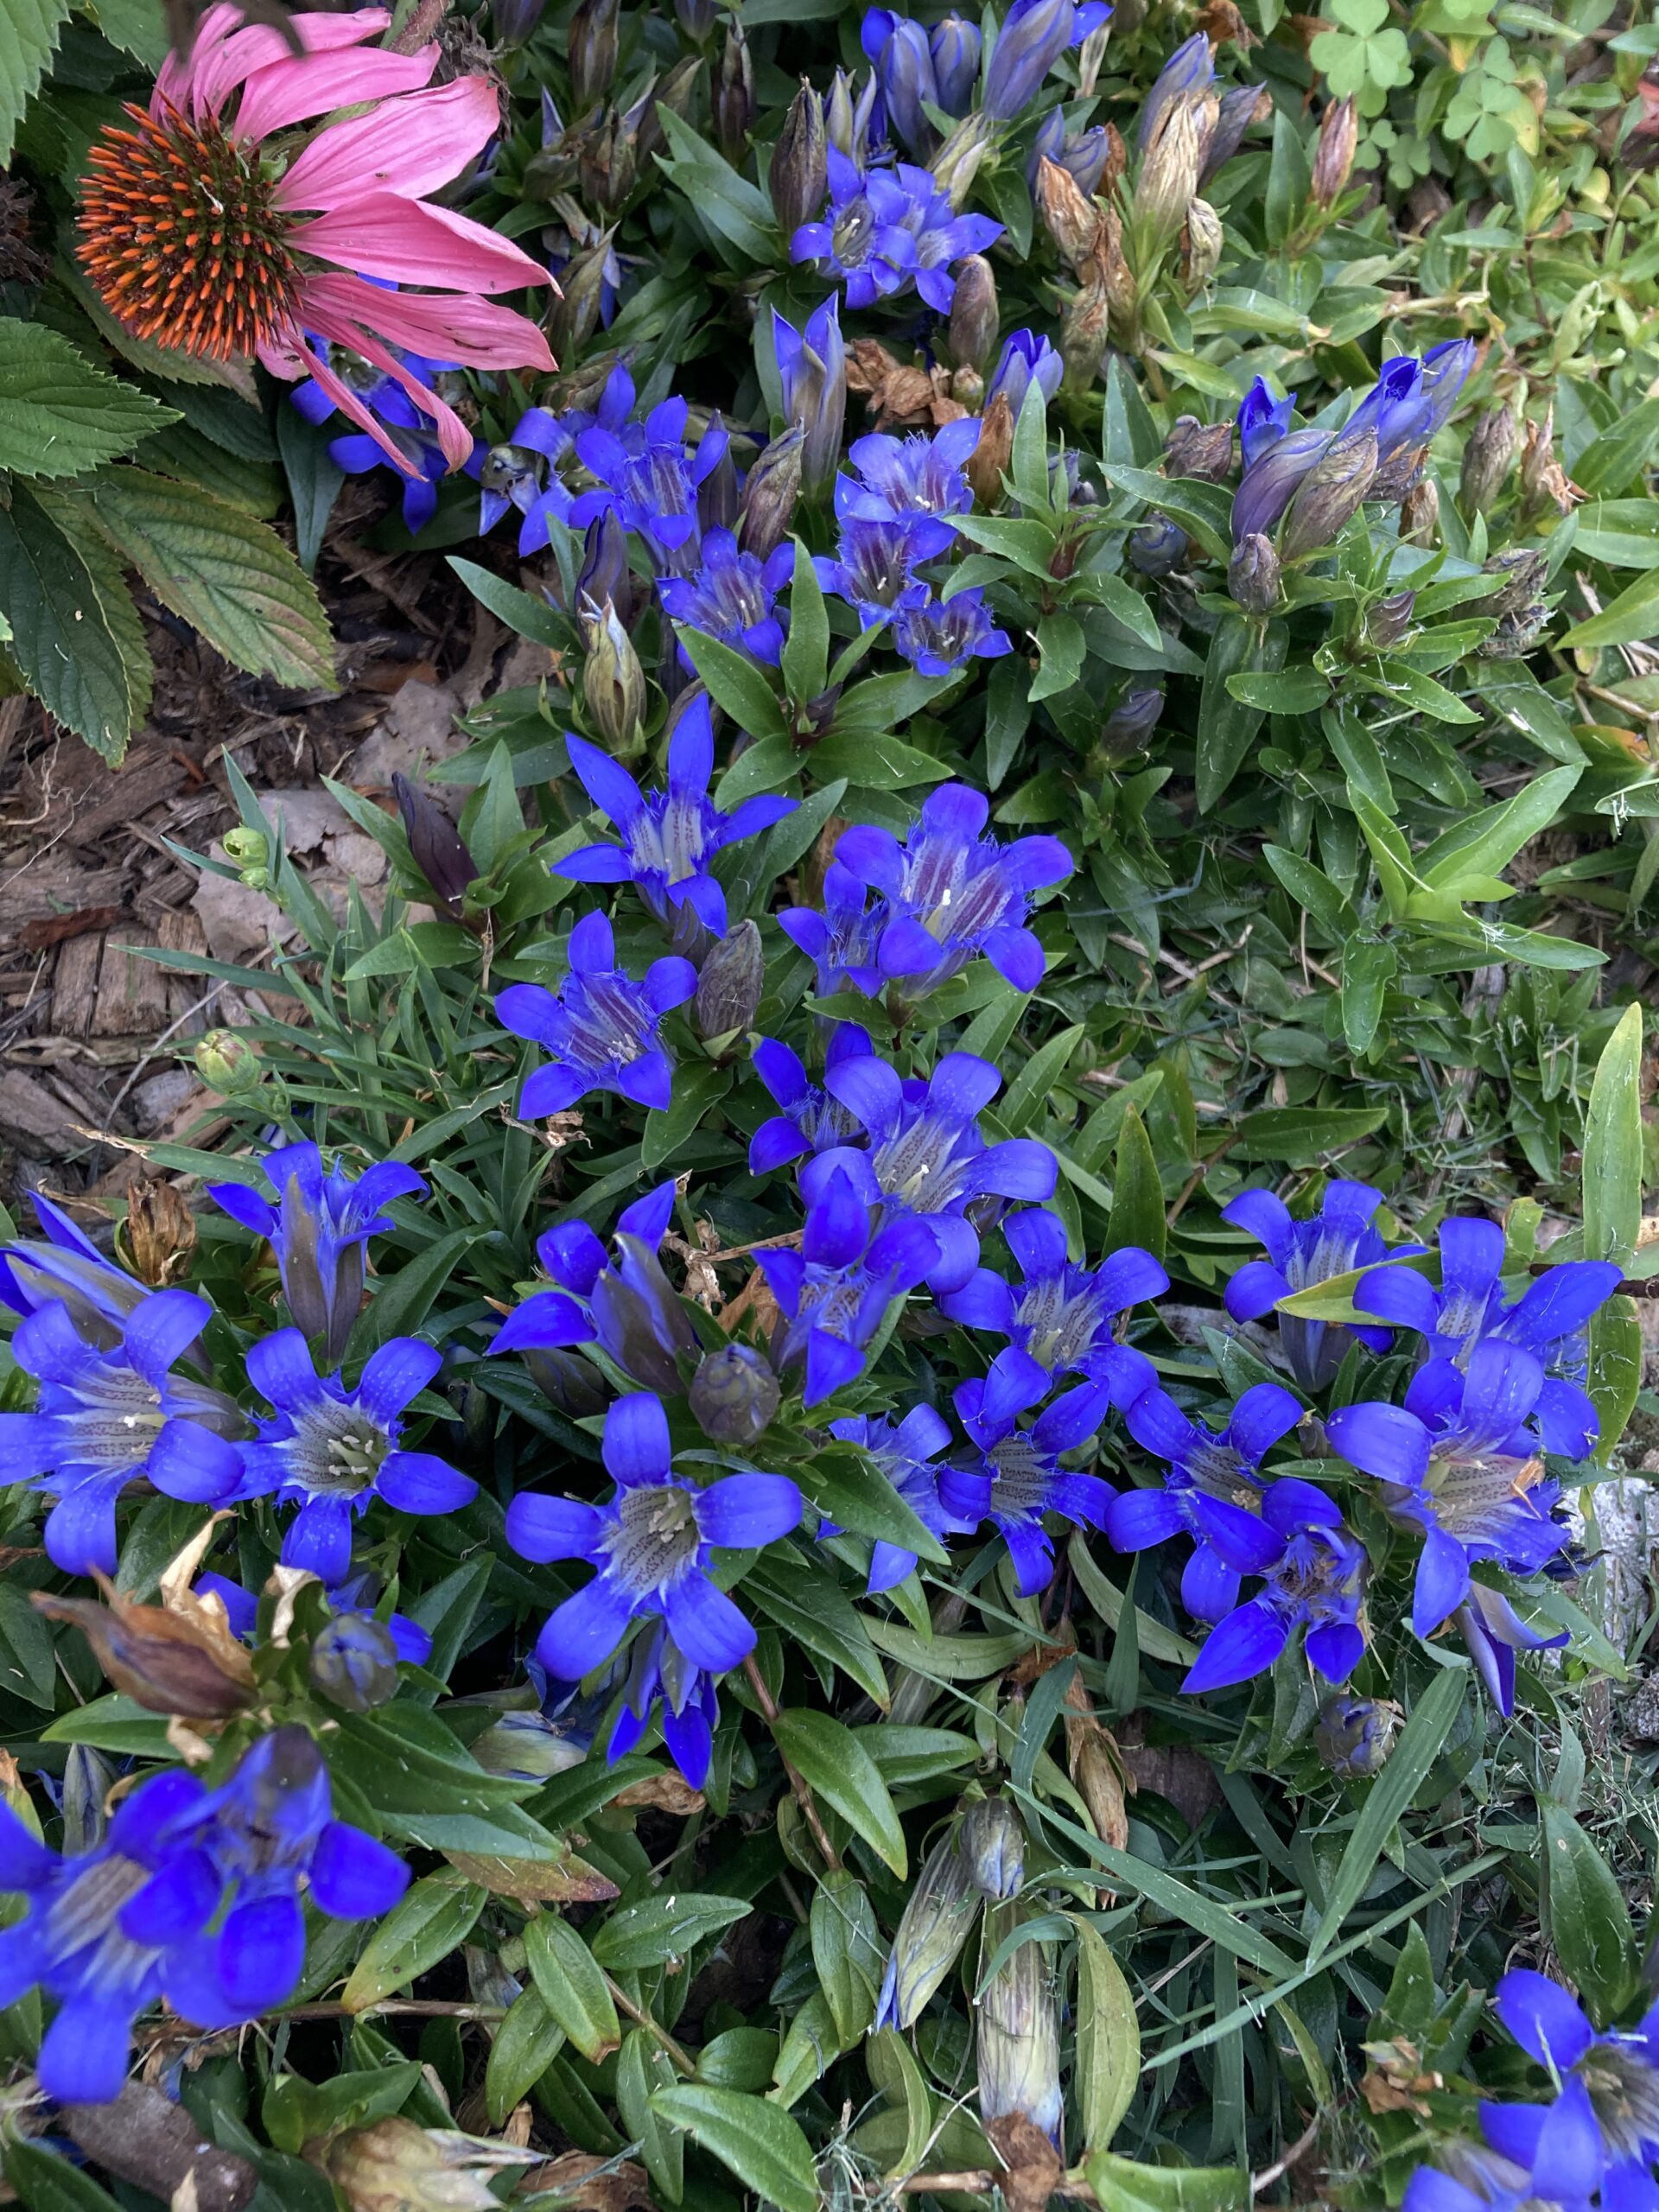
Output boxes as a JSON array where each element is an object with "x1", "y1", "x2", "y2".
[
  {"x1": 0, "y1": 480, "x2": 139, "y2": 759},
  {"x1": 0, "y1": 316, "x2": 175, "y2": 475},
  {"x1": 0, "y1": 0, "x2": 70, "y2": 166}
]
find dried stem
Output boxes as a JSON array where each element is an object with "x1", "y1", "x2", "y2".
[
  {"x1": 605, "y1": 1974, "x2": 696, "y2": 2077},
  {"x1": 742, "y1": 1652, "x2": 842, "y2": 1869}
]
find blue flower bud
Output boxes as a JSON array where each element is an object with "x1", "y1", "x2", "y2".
[
  {"x1": 694, "y1": 919, "x2": 765, "y2": 1045},
  {"x1": 1128, "y1": 515, "x2": 1187, "y2": 576},
  {"x1": 930, "y1": 16, "x2": 982, "y2": 112},
  {"x1": 983, "y1": 0, "x2": 1106, "y2": 121},
  {"x1": 392, "y1": 773, "x2": 477, "y2": 919},
  {"x1": 1314, "y1": 1694, "x2": 1398, "y2": 1780},
  {"x1": 690, "y1": 1343, "x2": 782, "y2": 1444},
  {"x1": 310, "y1": 1614, "x2": 402, "y2": 1712},
  {"x1": 961, "y1": 1797, "x2": 1025, "y2": 1899},
  {"x1": 977, "y1": 1910, "x2": 1063, "y2": 2146},
  {"x1": 1231, "y1": 423, "x2": 1330, "y2": 544},
  {"x1": 576, "y1": 510, "x2": 632, "y2": 633},
  {"x1": 1365, "y1": 588, "x2": 1417, "y2": 651},
  {"x1": 524, "y1": 1345, "x2": 611, "y2": 1418},
  {"x1": 1100, "y1": 686, "x2": 1164, "y2": 756},
  {"x1": 1228, "y1": 531, "x2": 1280, "y2": 613},
  {"x1": 1138, "y1": 30, "x2": 1213, "y2": 152},
  {"x1": 873, "y1": 15, "x2": 938, "y2": 154}
]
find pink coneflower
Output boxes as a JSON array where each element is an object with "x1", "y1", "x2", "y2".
[{"x1": 77, "y1": 4, "x2": 554, "y2": 475}]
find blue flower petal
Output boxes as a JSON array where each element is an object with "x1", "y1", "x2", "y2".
[{"x1": 664, "y1": 1569, "x2": 756, "y2": 1672}]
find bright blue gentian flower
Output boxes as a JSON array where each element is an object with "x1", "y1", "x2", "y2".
[
  {"x1": 550, "y1": 697, "x2": 797, "y2": 938},
  {"x1": 496, "y1": 910, "x2": 698, "y2": 1117},
  {"x1": 816, "y1": 512, "x2": 945, "y2": 628},
  {"x1": 1484, "y1": 1968, "x2": 1659, "y2": 2190},
  {"x1": 791, "y1": 147, "x2": 1003, "y2": 313},
  {"x1": 944, "y1": 1347, "x2": 1111, "y2": 1595},
  {"x1": 209, "y1": 1141, "x2": 428, "y2": 1366},
  {"x1": 749, "y1": 1026, "x2": 876, "y2": 1177},
  {"x1": 511, "y1": 364, "x2": 635, "y2": 553},
  {"x1": 773, "y1": 296, "x2": 847, "y2": 493},
  {"x1": 835, "y1": 782, "x2": 1074, "y2": 997},
  {"x1": 567, "y1": 394, "x2": 731, "y2": 575},
  {"x1": 0, "y1": 1289, "x2": 243, "y2": 1577},
  {"x1": 939, "y1": 1208, "x2": 1169, "y2": 1381},
  {"x1": 828, "y1": 1404, "x2": 969, "y2": 1591},
  {"x1": 760, "y1": 1161, "x2": 941, "y2": 1404},
  {"x1": 241, "y1": 1332, "x2": 477, "y2": 1584},
  {"x1": 982, "y1": 0, "x2": 1111, "y2": 119},
  {"x1": 1236, "y1": 377, "x2": 1293, "y2": 471},
  {"x1": 1106, "y1": 1379, "x2": 1303, "y2": 1620},
  {"x1": 506, "y1": 1391, "x2": 802, "y2": 1679},
  {"x1": 1180, "y1": 1481, "x2": 1368, "y2": 1694},
  {"x1": 800, "y1": 1050, "x2": 1057, "y2": 1294},
  {"x1": 1402, "y1": 2099, "x2": 1608, "y2": 2212},
  {"x1": 861, "y1": 10, "x2": 940, "y2": 152},
  {"x1": 1222, "y1": 1178, "x2": 1398, "y2": 1392},
  {"x1": 0, "y1": 1189, "x2": 149, "y2": 1342},
  {"x1": 291, "y1": 343, "x2": 460, "y2": 535},
  {"x1": 197, "y1": 1569, "x2": 434, "y2": 1669},
  {"x1": 658, "y1": 529, "x2": 793, "y2": 668},
  {"x1": 891, "y1": 589, "x2": 1014, "y2": 677},
  {"x1": 986, "y1": 330, "x2": 1064, "y2": 419},
  {"x1": 607, "y1": 1620, "x2": 721, "y2": 1789},
  {"x1": 836, "y1": 421, "x2": 982, "y2": 532},
  {"x1": 776, "y1": 859, "x2": 888, "y2": 1000}
]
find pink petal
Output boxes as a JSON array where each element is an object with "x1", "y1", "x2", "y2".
[
  {"x1": 257, "y1": 321, "x2": 423, "y2": 480},
  {"x1": 160, "y1": 6, "x2": 391, "y2": 125},
  {"x1": 290, "y1": 193, "x2": 549, "y2": 297},
  {"x1": 233, "y1": 42, "x2": 436, "y2": 143},
  {"x1": 299, "y1": 270, "x2": 556, "y2": 376},
  {"x1": 295, "y1": 295, "x2": 474, "y2": 469},
  {"x1": 273, "y1": 77, "x2": 499, "y2": 211}
]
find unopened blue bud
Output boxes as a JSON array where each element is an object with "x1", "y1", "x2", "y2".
[
  {"x1": 310, "y1": 1615, "x2": 402, "y2": 1712},
  {"x1": 1228, "y1": 531, "x2": 1280, "y2": 613},
  {"x1": 690, "y1": 1344, "x2": 781, "y2": 1444},
  {"x1": 1314, "y1": 1694, "x2": 1397, "y2": 1780},
  {"x1": 961, "y1": 1797, "x2": 1025, "y2": 1900},
  {"x1": 1127, "y1": 515, "x2": 1186, "y2": 576}
]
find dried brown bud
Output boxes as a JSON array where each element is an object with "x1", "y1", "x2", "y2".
[
  {"x1": 1035, "y1": 156, "x2": 1101, "y2": 270},
  {"x1": 310, "y1": 2118, "x2": 537, "y2": 2212},
  {"x1": 1519, "y1": 405, "x2": 1581, "y2": 518},
  {"x1": 1399, "y1": 477, "x2": 1440, "y2": 545},
  {"x1": 1065, "y1": 1673, "x2": 1131, "y2": 1852},
  {"x1": 1459, "y1": 403, "x2": 1517, "y2": 518},
  {"x1": 965, "y1": 390, "x2": 1014, "y2": 507},
  {"x1": 1311, "y1": 94, "x2": 1358, "y2": 208},
  {"x1": 1060, "y1": 280, "x2": 1111, "y2": 392},
  {"x1": 1135, "y1": 89, "x2": 1217, "y2": 251},
  {"x1": 124, "y1": 1177, "x2": 196, "y2": 1288},
  {"x1": 1096, "y1": 122, "x2": 1128, "y2": 201},
  {"x1": 34, "y1": 1580, "x2": 255, "y2": 1719},
  {"x1": 1165, "y1": 415, "x2": 1234, "y2": 481}
]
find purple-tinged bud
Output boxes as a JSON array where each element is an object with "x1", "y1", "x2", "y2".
[
  {"x1": 674, "y1": 0, "x2": 716, "y2": 38},
  {"x1": 1134, "y1": 89, "x2": 1216, "y2": 252},
  {"x1": 568, "y1": 0, "x2": 620, "y2": 109},
  {"x1": 1365, "y1": 588, "x2": 1417, "y2": 651},
  {"x1": 577, "y1": 109, "x2": 637, "y2": 215},
  {"x1": 392, "y1": 772, "x2": 478, "y2": 920},
  {"x1": 34, "y1": 1586, "x2": 255, "y2": 1719},
  {"x1": 1400, "y1": 477, "x2": 1440, "y2": 545},
  {"x1": 774, "y1": 298, "x2": 845, "y2": 494},
  {"x1": 1127, "y1": 516, "x2": 1186, "y2": 576},
  {"x1": 950, "y1": 257, "x2": 1000, "y2": 370},
  {"x1": 690, "y1": 1342, "x2": 781, "y2": 1444},
  {"x1": 931, "y1": 16, "x2": 982, "y2": 112},
  {"x1": 982, "y1": 0, "x2": 1088, "y2": 122},
  {"x1": 738, "y1": 424, "x2": 804, "y2": 559},
  {"x1": 491, "y1": 0, "x2": 544, "y2": 49},
  {"x1": 582, "y1": 599, "x2": 646, "y2": 753},
  {"x1": 593, "y1": 1236, "x2": 700, "y2": 1395},
  {"x1": 1165, "y1": 415, "x2": 1234, "y2": 482},
  {"x1": 634, "y1": 55, "x2": 700, "y2": 166},
  {"x1": 977, "y1": 1908, "x2": 1063, "y2": 2148},
  {"x1": 310, "y1": 1614, "x2": 402, "y2": 1712},
  {"x1": 961, "y1": 1797, "x2": 1025, "y2": 1900},
  {"x1": 1100, "y1": 686, "x2": 1163, "y2": 755},
  {"x1": 1231, "y1": 423, "x2": 1329, "y2": 543},
  {"x1": 1228, "y1": 532, "x2": 1280, "y2": 613},
  {"x1": 875, "y1": 16, "x2": 939, "y2": 155},
  {"x1": 1138, "y1": 30, "x2": 1213, "y2": 153},
  {"x1": 550, "y1": 232, "x2": 613, "y2": 360},
  {"x1": 771, "y1": 79, "x2": 829, "y2": 238},
  {"x1": 1314, "y1": 1694, "x2": 1398, "y2": 1780},
  {"x1": 1311, "y1": 94, "x2": 1358, "y2": 207},
  {"x1": 524, "y1": 1345, "x2": 610, "y2": 1417},
  {"x1": 987, "y1": 328, "x2": 1062, "y2": 416},
  {"x1": 1280, "y1": 425, "x2": 1377, "y2": 560},
  {"x1": 876, "y1": 1829, "x2": 980, "y2": 2028},
  {"x1": 1481, "y1": 548, "x2": 1548, "y2": 620},
  {"x1": 713, "y1": 20, "x2": 754, "y2": 165},
  {"x1": 1459, "y1": 403, "x2": 1517, "y2": 517},
  {"x1": 930, "y1": 109, "x2": 1000, "y2": 209},
  {"x1": 698, "y1": 411, "x2": 741, "y2": 535},
  {"x1": 61, "y1": 1745, "x2": 113, "y2": 1854},
  {"x1": 694, "y1": 918, "x2": 764, "y2": 1044},
  {"x1": 577, "y1": 510, "x2": 632, "y2": 633},
  {"x1": 1199, "y1": 81, "x2": 1270, "y2": 184}
]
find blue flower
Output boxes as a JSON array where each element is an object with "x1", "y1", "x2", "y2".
[
  {"x1": 773, "y1": 296, "x2": 847, "y2": 494},
  {"x1": 836, "y1": 420, "x2": 982, "y2": 533},
  {"x1": 815, "y1": 513, "x2": 944, "y2": 628},
  {"x1": 891, "y1": 589, "x2": 1014, "y2": 677},
  {"x1": 489, "y1": 1179, "x2": 699, "y2": 1397},
  {"x1": 791, "y1": 147, "x2": 1003, "y2": 314},
  {"x1": 827, "y1": 1404, "x2": 970, "y2": 1591},
  {"x1": 1236, "y1": 376, "x2": 1293, "y2": 471},
  {"x1": 1354, "y1": 1218, "x2": 1620, "y2": 1460},
  {"x1": 197, "y1": 1570, "x2": 433, "y2": 1669},
  {"x1": 1137, "y1": 32, "x2": 1213, "y2": 150},
  {"x1": 931, "y1": 15, "x2": 982, "y2": 111},
  {"x1": 760, "y1": 1162, "x2": 941, "y2": 1404},
  {"x1": 982, "y1": 0, "x2": 1111, "y2": 120},
  {"x1": 495, "y1": 910, "x2": 698, "y2": 1117},
  {"x1": 939, "y1": 1208, "x2": 1169, "y2": 1381},
  {"x1": 944, "y1": 1348, "x2": 1111, "y2": 1595},
  {"x1": 567, "y1": 394, "x2": 731, "y2": 575},
  {"x1": 209, "y1": 1142, "x2": 427, "y2": 1367},
  {"x1": 240, "y1": 1332, "x2": 478, "y2": 1585},
  {"x1": 549, "y1": 697, "x2": 797, "y2": 938},
  {"x1": 1402, "y1": 2096, "x2": 1608, "y2": 2212},
  {"x1": 1105, "y1": 1379, "x2": 1303, "y2": 1620},
  {"x1": 861, "y1": 9, "x2": 941, "y2": 153},
  {"x1": 834, "y1": 782, "x2": 1074, "y2": 998},
  {"x1": 607, "y1": 1621, "x2": 721, "y2": 1789},
  {"x1": 1181, "y1": 1481, "x2": 1368, "y2": 1694},
  {"x1": 1222, "y1": 1178, "x2": 1400, "y2": 1392},
  {"x1": 1028, "y1": 111, "x2": 1114, "y2": 193},
  {"x1": 776, "y1": 858, "x2": 888, "y2": 1000},
  {"x1": 291, "y1": 343, "x2": 461, "y2": 536},
  {"x1": 0, "y1": 1290, "x2": 243, "y2": 1577},
  {"x1": 658, "y1": 529, "x2": 793, "y2": 668},
  {"x1": 508, "y1": 365, "x2": 636, "y2": 554},
  {"x1": 0, "y1": 1728, "x2": 405, "y2": 2103},
  {"x1": 800, "y1": 1050, "x2": 1057, "y2": 1294},
  {"x1": 749, "y1": 1026, "x2": 876, "y2": 1177},
  {"x1": 1231, "y1": 418, "x2": 1332, "y2": 545},
  {"x1": 1484, "y1": 1969, "x2": 1659, "y2": 2188},
  {"x1": 505, "y1": 1391, "x2": 802, "y2": 1679},
  {"x1": 1325, "y1": 1338, "x2": 1573, "y2": 1646},
  {"x1": 986, "y1": 330, "x2": 1064, "y2": 419},
  {"x1": 0, "y1": 1189, "x2": 149, "y2": 1342}
]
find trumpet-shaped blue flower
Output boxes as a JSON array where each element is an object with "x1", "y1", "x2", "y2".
[
  {"x1": 489, "y1": 1179, "x2": 698, "y2": 1397},
  {"x1": 774, "y1": 296, "x2": 847, "y2": 493},
  {"x1": 982, "y1": 0, "x2": 1111, "y2": 119},
  {"x1": 760, "y1": 1162, "x2": 941, "y2": 1404},
  {"x1": 197, "y1": 1570, "x2": 434, "y2": 1669},
  {"x1": 1137, "y1": 32, "x2": 1213, "y2": 149},
  {"x1": 986, "y1": 330, "x2": 1064, "y2": 419},
  {"x1": 801, "y1": 1050, "x2": 1057, "y2": 1294},
  {"x1": 835, "y1": 782, "x2": 1073, "y2": 998},
  {"x1": 836, "y1": 421, "x2": 982, "y2": 533},
  {"x1": 607, "y1": 1621, "x2": 721, "y2": 1789},
  {"x1": 861, "y1": 10, "x2": 940, "y2": 153},
  {"x1": 1029, "y1": 111, "x2": 1113, "y2": 193},
  {"x1": 1106, "y1": 1379, "x2": 1303, "y2": 1620},
  {"x1": 940, "y1": 1208, "x2": 1170, "y2": 1380},
  {"x1": 209, "y1": 1141, "x2": 428, "y2": 1367},
  {"x1": 506, "y1": 1392, "x2": 801, "y2": 1678},
  {"x1": 550, "y1": 698, "x2": 796, "y2": 937},
  {"x1": 891, "y1": 589, "x2": 1013, "y2": 677},
  {"x1": 1402, "y1": 2090, "x2": 1609, "y2": 2212},
  {"x1": 1236, "y1": 377, "x2": 1293, "y2": 471},
  {"x1": 496, "y1": 911, "x2": 698, "y2": 1118},
  {"x1": 1325, "y1": 1338, "x2": 1572, "y2": 1643},
  {"x1": 791, "y1": 147, "x2": 1002, "y2": 314},
  {"x1": 240, "y1": 1332, "x2": 477, "y2": 1585},
  {"x1": 1454, "y1": 1578, "x2": 1568, "y2": 1717},
  {"x1": 0, "y1": 1290, "x2": 243, "y2": 1578},
  {"x1": 944, "y1": 1348, "x2": 1111, "y2": 1595},
  {"x1": 828, "y1": 1404, "x2": 970, "y2": 1591},
  {"x1": 512, "y1": 365, "x2": 636, "y2": 555},
  {"x1": 749, "y1": 1026, "x2": 876, "y2": 1178},
  {"x1": 1222, "y1": 1178, "x2": 1398, "y2": 1392},
  {"x1": 0, "y1": 1189, "x2": 149, "y2": 1342},
  {"x1": 1484, "y1": 1969, "x2": 1659, "y2": 2187},
  {"x1": 1180, "y1": 1482, "x2": 1368, "y2": 1694},
  {"x1": 658, "y1": 529, "x2": 793, "y2": 669},
  {"x1": 816, "y1": 513, "x2": 944, "y2": 628},
  {"x1": 776, "y1": 858, "x2": 888, "y2": 1000},
  {"x1": 568, "y1": 395, "x2": 730, "y2": 575}
]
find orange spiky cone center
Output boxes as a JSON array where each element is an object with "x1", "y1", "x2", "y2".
[{"x1": 77, "y1": 105, "x2": 302, "y2": 362}]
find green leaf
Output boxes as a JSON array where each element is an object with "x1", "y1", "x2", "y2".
[
  {"x1": 1196, "y1": 617, "x2": 1287, "y2": 810},
  {"x1": 1105, "y1": 1104, "x2": 1166, "y2": 1261},
  {"x1": 486, "y1": 1986, "x2": 566, "y2": 2124},
  {"x1": 651, "y1": 2088, "x2": 818, "y2": 2212},
  {"x1": 1074, "y1": 1917, "x2": 1141, "y2": 2152},
  {"x1": 0, "y1": 1581, "x2": 57, "y2": 1709},
  {"x1": 1262, "y1": 845, "x2": 1357, "y2": 938},
  {"x1": 277, "y1": 404, "x2": 346, "y2": 576},
  {"x1": 0, "y1": 318, "x2": 176, "y2": 476},
  {"x1": 810, "y1": 1872, "x2": 883, "y2": 2045},
  {"x1": 87, "y1": 466, "x2": 335, "y2": 690},
  {"x1": 1541, "y1": 1801, "x2": 1640, "y2": 2023},
  {"x1": 746, "y1": 1551, "x2": 890, "y2": 1707},
  {"x1": 1087, "y1": 2151, "x2": 1248, "y2": 2212},
  {"x1": 1001, "y1": 1023, "x2": 1085, "y2": 1136},
  {"x1": 349, "y1": 1225, "x2": 479, "y2": 1357},
  {"x1": 0, "y1": 0, "x2": 69, "y2": 166},
  {"x1": 1233, "y1": 1104, "x2": 1389, "y2": 1163},
  {"x1": 781, "y1": 537, "x2": 829, "y2": 704},
  {"x1": 40, "y1": 1693, "x2": 174, "y2": 1757},
  {"x1": 1560, "y1": 568, "x2": 1659, "y2": 652},
  {"x1": 1106, "y1": 465, "x2": 1232, "y2": 564},
  {"x1": 589, "y1": 1891, "x2": 753, "y2": 1970},
  {"x1": 524, "y1": 1911, "x2": 621, "y2": 2062},
  {"x1": 771, "y1": 1708, "x2": 907, "y2": 1875},
  {"x1": 1582, "y1": 1002, "x2": 1643, "y2": 1268},
  {"x1": 807, "y1": 730, "x2": 952, "y2": 790},
  {"x1": 679, "y1": 625, "x2": 787, "y2": 741},
  {"x1": 642, "y1": 1062, "x2": 733, "y2": 1173},
  {"x1": 447, "y1": 556, "x2": 570, "y2": 648},
  {"x1": 340, "y1": 1874, "x2": 487, "y2": 2012},
  {"x1": 1225, "y1": 665, "x2": 1328, "y2": 715},
  {"x1": 1588, "y1": 1295, "x2": 1643, "y2": 1465},
  {"x1": 1572, "y1": 397, "x2": 1659, "y2": 498},
  {"x1": 618, "y1": 2029, "x2": 683, "y2": 2202},
  {"x1": 1030, "y1": 611, "x2": 1086, "y2": 703},
  {"x1": 652, "y1": 109, "x2": 779, "y2": 262},
  {"x1": 0, "y1": 480, "x2": 139, "y2": 760},
  {"x1": 793, "y1": 1442, "x2": 950, "y2": 1562},
  {"x1": 1417, "y1": 765, "x2": 1582, "y2": 890},
  {"x1": 4, "y1": 2137, "x2": 123, "y2": 2212}
]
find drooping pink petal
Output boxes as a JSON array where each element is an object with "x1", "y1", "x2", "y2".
[
  {"x1": 272, "y1": 77, "x2": 499, "y2": 211},
  {"x1": 258, "y1": 323, "x2": 423, "y2": 479},
  {"x1": 300, "y1": 270, "x2": 556, "y2": 375},
  {"x1": 295, "y1": 298, "x2": 474, "y2": 469},
  {"x1": 290, "y1": 193, "x2": 549, "y2": 297},
  {"x1": 159, "y1": 7, "x2": 391, "y2": 126},
  {"x1": 233, "y1": 41, "x2": 436, "y2": 143}
]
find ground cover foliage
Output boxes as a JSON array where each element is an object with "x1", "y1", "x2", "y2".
[{"x1": 3, "y1": 0, "x2": 1659, "y2": 2206}]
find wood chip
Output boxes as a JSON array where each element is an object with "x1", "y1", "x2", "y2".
[{"x1": 91, "y1": 928, "x2": 169, "y2": 1039}]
